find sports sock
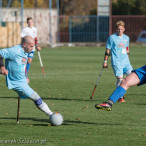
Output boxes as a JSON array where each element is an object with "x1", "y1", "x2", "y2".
[
  {"x1": 116, "y1": 78, "x2": 123, "y2": 88},
  {"x1": 116, "y1": 78, "x2": 123, "y2": 99},
  {"x1": 38, "y1": 101, "x2": 53, "y2": 116},
  {"x1": 26, "y1": 63, "x2": 31, "y2": 76},
  {"x1": 108, "y1": 86, "x2": 126, "y2": 103},
  {"x1": 30, "y1": 92, "x2": 53, "y2": 116}
]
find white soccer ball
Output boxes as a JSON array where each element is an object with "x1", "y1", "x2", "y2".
[{"x1": 50, "y1": 112, "x2": 63, "y2": 126}]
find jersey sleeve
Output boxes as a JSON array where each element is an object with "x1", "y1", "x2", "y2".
[
  {"x1": 106, "y1": 36, "x2": 112, "y2": 50},
  {"x1": 0, "y1": 46, "x2": 18, "y2": 60}
]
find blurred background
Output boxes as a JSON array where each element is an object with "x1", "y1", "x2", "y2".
[{"x1": 0, "y1": 0, "x2": 146, "y2": 47}]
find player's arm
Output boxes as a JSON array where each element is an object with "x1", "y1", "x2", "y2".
[
  {"x1": 35, "y1": 37, "x2": 41, "y2": 51},
  {"x1": 0, "y1": 55, "x2": 8, "y2": 75},
  {"x1": 126, "y1": 36, "x2": 130, "y2": 57},
  {"x1": 126, "y1": 47, "x2": 130, "y2": 57},
  {"x1": 103, "y1": 49, "x2": 110, "y2": 68}
]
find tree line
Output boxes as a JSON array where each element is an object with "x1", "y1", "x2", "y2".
[{"x1": 2, "y1": 0, "x2": 146, "y2": 15}]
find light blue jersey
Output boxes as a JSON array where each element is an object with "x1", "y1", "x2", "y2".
[
  {"x1": 106, "y1": 33, "x2": 133, "y2": 77},
  {"x1": 0, "y1": 44, "x2": 34, "y2": 99}
]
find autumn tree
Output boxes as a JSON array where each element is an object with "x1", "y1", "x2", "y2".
[{"x1": 112, "y1": 0, "x2": 146, "y2": 15}]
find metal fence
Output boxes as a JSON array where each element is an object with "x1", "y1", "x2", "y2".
[
  {"x1": 1, "y1": 15, "x2": 146, "y2": 47},
  {"x1": 59, "y1": 15, "x2": 109, "y2": 43},
  {"x1": 59, "y1": 15, "x2": 69, "y2": 43},
  {"x1": 69, "y1": 16, "x2": 109, "y2": 42},
  {"x1": 59, "y1": 15, "x2": 146, "y2": 43},
  {"x1": 111, "y1": 15, "x2": 146, "y2": 41}
]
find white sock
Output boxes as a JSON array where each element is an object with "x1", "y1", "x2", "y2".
[
  {"x1": 38, "y1": 101, "x2": 53, "y2": 116},
  {"x1": 116, "y1": 78, "x2": 123, "y2": 88},
  {"x1": 116, "y1": 78, "x2": 123, "y2": 99},
  {"x1": 30, "y1": 91, "x2": 53, "y2": 116}
]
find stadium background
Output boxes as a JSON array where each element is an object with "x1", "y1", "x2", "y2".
[
  {"x1": 0, "y1": 0, "x2": 146, "y2": 47},
  {"x1": 0, "y1": 1, "x2": 146, "y2": 145}
]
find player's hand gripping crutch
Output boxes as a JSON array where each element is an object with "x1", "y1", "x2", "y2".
[
  {"x1": 90, "y1": 67, "x2": 104, "y2": 99},
  {"x1": 37, "y1": 51, "x2": 45, "y2": 77}
]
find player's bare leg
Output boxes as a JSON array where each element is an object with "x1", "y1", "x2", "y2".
[
  {"x1": 122, "y1": 70, "x2": 132, "y2": 100},
  {"x1": 120, "y1": 72, "x2": 140, "y2": 90},
  {"x1": 95, "y1": 72, "x2": 140, "y2": 111},
  {"x1": 116, "y1": 77, "x2": 125, "y2": 102}
]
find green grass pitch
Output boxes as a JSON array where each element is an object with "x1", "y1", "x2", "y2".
[{"x1": 0, "y1": 45, "x2": 146, "y2": 145}]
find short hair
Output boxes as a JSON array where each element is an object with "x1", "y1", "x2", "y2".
[
  {"x1": 22, "y1": 35, "x2": 34, "y2": 44},
  {"x1": 27, "y1": 17, "x2": 33, "y2": 23},
  {"x1": 116, "y1": 21, "x2": 125, "y2": 28}
]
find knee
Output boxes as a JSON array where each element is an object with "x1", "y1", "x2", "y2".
[
  {"x1": 120, "y1": 78, "x2": 129, "y2": 89},
  {"x1": 125, "y1": 70, "x2": 132, "y2": 76}
]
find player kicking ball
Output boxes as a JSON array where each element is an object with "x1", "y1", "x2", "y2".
[
  {"x1": 95, "y1": 65, "x2": 146, "y2": 111},
  {"x1": 0, "y1": 36, "x2": 53, "y2": 118}
]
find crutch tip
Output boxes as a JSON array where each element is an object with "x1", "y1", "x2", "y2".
[{"x1": 90, "y1": 96, "x2": 93, "y2": 99}]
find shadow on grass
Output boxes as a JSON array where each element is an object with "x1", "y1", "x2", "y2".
[
  {"x1": 0, "y1": 117, "x2": 122, "y2": 126},
  {"x1": 63, "y1": 120, "x2": 122, "y2": 126},
  {"x1": 0, "y1": 96, "x2": 18, "y2": 99},
  {"x1": 0, "y1": 117, "x2": 48, "y2": 125},
  {"x1": 136, "y1": 103, "x2": 146, "y2": 105},
  {"x1": 0, "y1": 96, "x2": 98, "y2": 102},
  {"x1": 42, "y1": 97, "x2": 97, "y2": 102}
]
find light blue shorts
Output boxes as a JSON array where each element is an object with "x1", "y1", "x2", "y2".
[
  {"x1": 112, "y1": 63, "x2": 133, "y2": 77},
  {"x1": 28, "y1": 51, "x2": 34, "y2": 59},
  {"x1": 13, "y1": 83, "x2": 34, "y2": 99},
  {"x1": 133, "y1": 65, "x2": 146, "y2": 86}
]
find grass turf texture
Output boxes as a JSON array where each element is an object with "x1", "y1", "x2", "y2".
[{"x1": 0, "y1": 45, "x2": 146, "y2": 146}]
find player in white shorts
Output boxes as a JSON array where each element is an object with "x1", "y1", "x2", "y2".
[
  {"x1": 103, "y1": 21, "x2": 133, "y2": 102},
  {"x1": 21, "y1": 17, "x2": 41, "y2": 82},
  {"x1": 0, "y1": 36, "x2": 53, "y2": 118}
]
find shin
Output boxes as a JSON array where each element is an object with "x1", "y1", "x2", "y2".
[{"x1": 30, "y1": 91, "x2": 53, "y2": 116}]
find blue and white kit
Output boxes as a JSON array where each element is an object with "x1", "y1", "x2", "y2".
[
  {"x1": 106, "y1": 33, "x2": 133, "y2": 77},
  {"x1": 0, "y1": 45, "x2": 34, "y2": 99}
]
